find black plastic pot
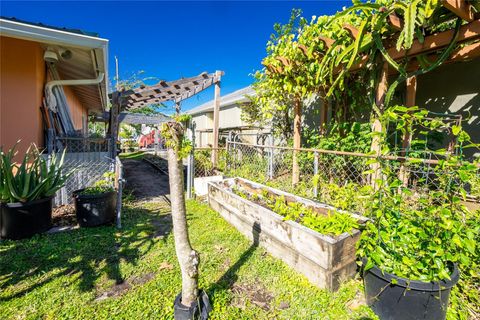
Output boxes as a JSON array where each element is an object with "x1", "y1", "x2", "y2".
[
  {"x1": 363, "y1": 261, "x2": 459, "y2": 320},
  {"x1": 0, "y1": 197, "x2": 53, "y2": 240},
  {"x1": 73, "y1": 189, "x2": 117, "y2": 227},
  {"x1": 174, "y1": 290, "x2": 211, "y2": 320}
]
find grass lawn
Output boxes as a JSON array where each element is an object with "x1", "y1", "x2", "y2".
[
  {"x1": 0, "y1": 199, "x2": 377, "y2": 319},
  {"x1": 119, "y1": 151, "x2": 145, "y2": 160}
]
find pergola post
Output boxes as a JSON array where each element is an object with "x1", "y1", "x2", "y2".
[
  {"x1": 175, "y1": 101, "x2": 181, "y2": 115},
  {"x1": 110, "y1": 91, "x2": 120, "y2": 159},
  {"x1": 292, "y1": 96, "x2": 302, "y2": 186},
  {"x1": 398, "y1": 75, "x2": 417, "y2": 185},
  {"x1": 370, "y1": 61, "x2": 389, "y2": 188},
  {"x1": 211, "y1": 70, "x2": 222, "y2": 166}
]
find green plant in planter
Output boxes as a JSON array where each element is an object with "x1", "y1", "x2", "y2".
[
  {"x1": 79, "y1": 171, "x2": 115, "y2": 195},
  {"x1": 231, "y1": 185, "x2": 359, "y2": 236},
  {"x1": 0, "y1": 144, "x2": 70, "y2": 203},
  {"x1": 358, "y1": 163, "x2": 478, "y2": 281},
  {"x1": 357, "y1": 106, "x2": 480, "y2": 318},
  {"x1": 265, "y1": 195, "x2": 359, "y2": 236}
]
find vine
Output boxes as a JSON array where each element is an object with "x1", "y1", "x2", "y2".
[{"x1": 248, "y1": 0, "x2": 474, "y2": 143}]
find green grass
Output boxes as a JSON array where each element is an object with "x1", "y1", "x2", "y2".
[
  {"x1": 119, "y1": 151, "x2": 145, "y2": 160},
  {"x1": 0, "y1": 199, "x2": 376, "y2": 319}
]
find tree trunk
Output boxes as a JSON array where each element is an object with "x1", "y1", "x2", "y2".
[
  {"x1": 292, "y1": 97, "x2": 302, "y2": 186},
  {"x1": 166, "y1": 121, "x2": 199, "y2": 307}
]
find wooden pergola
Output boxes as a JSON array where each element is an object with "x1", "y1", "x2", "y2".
[
  {"x1": 109, "y1": 71, "x2": 224, "y2": 163},
  {"x1": 264, "y1": 1, "x2": 480, "y2": 184}
]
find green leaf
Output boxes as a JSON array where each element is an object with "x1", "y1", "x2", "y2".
[{"x1": 451, "y1": 125, "x2": 461, "y2": 136}]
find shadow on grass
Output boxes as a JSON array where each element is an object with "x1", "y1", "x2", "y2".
[
  {"x1": 207, "y1": 222, "x2": 261, "y2": 302},
  {"x1": 0, "y1": 204, "x2": 172, "y2": 301}
]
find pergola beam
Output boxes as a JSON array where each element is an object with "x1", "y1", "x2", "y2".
[
  {"x1": 343, "y1": 24, "x2": 360, "y2": 39},
  {"x1": 443, "y1": 0, "x2": 475, "y2": 22},
  {"x1": 127, "y1": 79, "x2": 214, "y2": 108},
  {"x1": 318, "y1": 36, "x2": 335, "y2": 48},
  {"x1": 118, "y1": 71, "x2": 224, "y2": 109},
  {"x1": 387, "y1": 19, "x2": 480, "y2": 60},
  {"x1": 389, "y1": 41, "x2": 480, "y2": 75},
  {"x1": 345, "y1": 19, "x2": 480, "y2": 73},
  {"x1": 388, "y1": 13, "x2": 404, "y2": 31}
]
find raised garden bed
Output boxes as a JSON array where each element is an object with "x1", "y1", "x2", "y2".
[{"x1": 207, "y1": 177, "x2": 368, "y2": 291}]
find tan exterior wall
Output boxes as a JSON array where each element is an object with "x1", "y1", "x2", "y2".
[
  {"x1": 192, "y1": 112, "x2": 214, "y2": 147},
  {"x1": 191, "y1": 104, "x2": 259, "y2": 147},
  {"x1": 0, "y1": 36, "x2": 45, "y2": 156},
  {"x1": 0, "y1": 36, "x2": 90, "y2": 157}
]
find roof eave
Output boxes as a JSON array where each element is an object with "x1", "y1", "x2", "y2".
[{"x1": 0, "y1": 18, "x2": 109, "y2": 110}]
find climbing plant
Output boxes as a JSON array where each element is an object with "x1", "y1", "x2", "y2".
[{"x1": 248, "y1": 0, "x2": 477, "y2": 144}]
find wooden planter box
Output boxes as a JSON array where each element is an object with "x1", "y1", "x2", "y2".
[{"x1": 207, "y1": 177, "x2": 368, "y2": 291}]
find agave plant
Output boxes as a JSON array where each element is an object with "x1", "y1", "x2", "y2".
[{"x1": 0, "y1": 144, "x2": 71, "y2": 203}]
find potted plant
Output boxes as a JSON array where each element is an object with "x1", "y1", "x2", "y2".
[
  {"x1": 357, "y1": 109, "x2": 479, "y2": 320},
  {"x1": 0, "y1": 144, "x2": 70, "y2": 240},
  {"x1": 73, "y1": 172, "x2": 117, "y2": 227}
]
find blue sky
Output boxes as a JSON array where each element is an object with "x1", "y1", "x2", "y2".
[{"x1": 1, "y1": 1, "x2": 350, "y2": 113}]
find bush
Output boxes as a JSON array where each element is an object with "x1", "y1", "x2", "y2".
[{"x1": 0, "y1": 144, "x2": 70, "y2": 203}]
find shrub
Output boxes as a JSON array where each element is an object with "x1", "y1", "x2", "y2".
[{"x1": 0, "y1": 144, "x2": 70, "y2": 203}]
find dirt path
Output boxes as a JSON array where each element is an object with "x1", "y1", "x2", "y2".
[{"x1": 122, "y1": 158, "x2": 170, "y2": 202}]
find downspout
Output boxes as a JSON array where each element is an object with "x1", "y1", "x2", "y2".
[{"x1": 45, "y1": 72, "x2": 105, "y2": 111}]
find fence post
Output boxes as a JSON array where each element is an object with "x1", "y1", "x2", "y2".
[
  {"x1": 47, "y1": 128, "x2": 55, "y2": 154},
  {"x1": 313, "y1": 151, "x2": 319, "y2": 198},
  {"x1": 154, "y1": 129, "x2": 160, "y2": 155},
  {"x1": 116, "y1": 158, "x2": 123, "y2": 229},
  {"x1": 268, "y1": 134, "x2": 274, "y2": 180},
  {"x1": 226, "y1": 131, "x2": 232, "y2": 173}
]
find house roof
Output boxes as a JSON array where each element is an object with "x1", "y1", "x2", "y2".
[
  {"x1": 186, "y1": 86, "x2": 255, "y2": 116},
  {"x1": 0, "y1": 17, "x2": 99, "y2": 37},
  {"x1": 0, "y1": 17, "x2": 109, "y2": 112}
]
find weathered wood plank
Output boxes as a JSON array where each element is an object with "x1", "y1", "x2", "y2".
[{"x1": 208, "y1": 178, "x2": 367, "y2": 291}]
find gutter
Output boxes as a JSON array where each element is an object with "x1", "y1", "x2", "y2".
[
  {"x1": 0, "y1": 18, "x2": 109, "y2": 49},
  {"x1": 45, "y1": 72, "x2": 105, "y2": 110}
]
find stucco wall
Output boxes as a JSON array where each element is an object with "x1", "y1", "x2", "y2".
[
  {"x1": 0, "y1": 36, "x2": 45, "y2": 156},
  {"x1": 0, "y1": 36, "x2": 91, "y2": 156}
]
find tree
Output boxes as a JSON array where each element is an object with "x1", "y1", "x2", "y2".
[
  {"x1": 161, "y1": 115, "x2": 200, "y2": 309},
  {"x1": 248, "y1": 1, "x2": 467, "y2": 186}
]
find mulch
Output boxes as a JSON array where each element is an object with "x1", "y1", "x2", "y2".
[{"x1": 51, "y1": 204, "x2": 78, "y2": 227}]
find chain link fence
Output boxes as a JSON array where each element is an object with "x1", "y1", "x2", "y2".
[
  {"x1": 53, "y1": 136, "x2": 114, "y2": 206},
  {"x1": 222, "y1": 140, "x2": 480, "y2": 212},
  {"x1": 193, "y1": 148, "x2": 227, "y2": 178}
]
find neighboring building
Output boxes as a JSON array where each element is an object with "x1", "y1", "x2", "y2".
[
  {"x1": 186, "y1": 86, "x2": 269, "y2": 147},
  {"x1": 0, "y1": 17, "x2": 109, "y2": 157}
]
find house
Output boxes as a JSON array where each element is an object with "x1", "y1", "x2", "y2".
[
  {"x1": 0, "y1": 17, "x2": 109, "y2": 157},
  {"x1": 186, "y1": 86, "x2": 269, "y2": 147}
]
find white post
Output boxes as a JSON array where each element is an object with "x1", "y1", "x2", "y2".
[
  {"x1": 268, "y1": 134, "x2": 274, "y2": 180},
  {"x1": 313, "y1": 151, "x2": 319, "y2": 198},
  {"x1": 212, "y1": 70, "x2": 222, "y2": 166}
]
